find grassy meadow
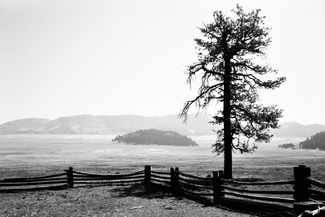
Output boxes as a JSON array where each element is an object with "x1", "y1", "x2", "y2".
[
  {"x1": 0, "y1": 134, "x2": 324, "y2": 182},
  {"x1": 1, "y1": 134, "x2": 325, "y2": 216}
]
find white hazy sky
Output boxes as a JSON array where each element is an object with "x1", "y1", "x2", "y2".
[{"x1": 0, "y1": 0, "x2": 325, "y2": 125}]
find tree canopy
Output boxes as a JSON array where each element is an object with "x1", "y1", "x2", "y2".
[{"x1": 179, "y1": 5, "x2": 286, "y2": 178}]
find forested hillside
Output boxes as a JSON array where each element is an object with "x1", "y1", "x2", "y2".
[
  {"x1": 299, "y1": 131, "x2": 325, "y2": 150},
  {"x1": 112, "y1": 129, "x2": 198, "y2": 146}
]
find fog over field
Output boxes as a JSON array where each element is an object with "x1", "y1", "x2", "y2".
[{"x1": 1, "y1": 134, "x2": 325, "y2": 180}]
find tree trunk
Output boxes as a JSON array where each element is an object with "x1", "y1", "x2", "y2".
[{"x1": 223, "y1": 57, "x2": 232, "y2": 179}]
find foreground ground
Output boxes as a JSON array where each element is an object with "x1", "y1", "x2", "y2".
[
  {"x1": 1, "y1": 134, "x2": 324, "y2": 216},
  {"x1": 0, "y1": 184, "x2": 264, "y2": 217}
]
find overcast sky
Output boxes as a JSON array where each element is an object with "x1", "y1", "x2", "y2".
[{"x1": 0, "y1": 0, "x2": 324, "y2": 125}]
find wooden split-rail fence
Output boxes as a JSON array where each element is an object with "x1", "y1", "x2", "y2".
[
  {"x1": 0, "y1": 167, "x2": 145, "y2": 193},
  {"x1": 1, "y1": 165, "x2": 324, "y2": 215}
]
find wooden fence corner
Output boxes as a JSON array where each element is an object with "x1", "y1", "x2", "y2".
[
  {"x1": 294, "y1": 165, "x2": 311, "y2": 202},
  {"x1": 213, "y1": 171, "x2": 222, "y2": 204},
  {"x1": 144, "y1": 165, "x2": 151, "y2": 186},
  {"x1": 67, "y1": 167, "x2": 74, "y2": 188}
]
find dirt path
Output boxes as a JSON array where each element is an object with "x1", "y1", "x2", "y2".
[{"x1": 0, "y1": 185, "x2": 260, "y2": 217}]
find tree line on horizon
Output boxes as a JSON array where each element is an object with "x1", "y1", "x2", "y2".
[
  {"x1": 277, "y1": 131, "x2": 325, "y2": 150},
  {"x1": 299, "y1": 131, "x2": 325, "y2": 150}
]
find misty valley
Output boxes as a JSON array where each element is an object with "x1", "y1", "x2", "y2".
[
  {"x1": 1, "y1": 133, "x2": 325, "y2": 182},
  {"x1": 1, "y1": 131, "x2": 325, "y2": 217}
]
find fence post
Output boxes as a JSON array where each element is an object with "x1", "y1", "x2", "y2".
[
  {"x1": 175, "y1": 167, "x2": 179, "y2": 189},
  {"x1": 144, "y1": 165, "x2": 151, "y2": 186},
  {"x1": 294, "y1": 165, "x2": 311, "y2": 202},
  {"x1": 213, "y1": 171, "x2": 222, "y2": 204},
  {"x1": 218, "y1": 170, "x2": 225, "y2": 197},
  {"x1": 67, "y1": 167, "x2": 74, "y2": 188},
  {"x1": 170, "y1": 167, "x2": 179, "y2": 192},
  {"x1": 170, "y1": 167, "x2": 175, "y2": 190}
]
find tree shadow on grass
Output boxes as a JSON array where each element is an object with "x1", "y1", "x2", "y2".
[
  {"x1": 112, "y1": 183, "x2": 172, "y2": 199},
  {"x1": 111, "y1": 183, "x2": 293, "y2": 217},
  {"x1": 111, "y1": 183, "x2": 212, "y2": 206}
]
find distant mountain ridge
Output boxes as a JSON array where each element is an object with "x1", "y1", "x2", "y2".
[
  {"x1": 0, "y1": 114, "x2": 215, "y2": 136},
  {"x1": 1, "y1": 115, "x2": 325, "y2": 137},
  {"x1": 270, "y1": 122, "x2": 325, "y2": 138}
]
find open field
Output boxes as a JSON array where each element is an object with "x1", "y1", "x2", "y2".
[
  {"x1": 0, "y1": 134, "x2": 325, "y2": 216},
  {"x1": 1, "y1": 134, "x2": 324, "y2": 180}
]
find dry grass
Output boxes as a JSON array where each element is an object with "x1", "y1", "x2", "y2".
[
  {"x1": 1, "y1": 134, "x2": 325, "y2": 216},
  {"x1": 0, "y1": 184, "x2": 260, "y2": 217}
]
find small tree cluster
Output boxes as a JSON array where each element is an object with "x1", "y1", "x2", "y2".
[
  {"x1": 112, "y1": 129, "x2": 198, "y2": 146},
  {"x1": 278, "y1": 143, "x2": 295, "y2": 149}
]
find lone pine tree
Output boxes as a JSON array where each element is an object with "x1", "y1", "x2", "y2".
[{"x1": 180, "y1": 5, "x2": 286, "y2": 179}]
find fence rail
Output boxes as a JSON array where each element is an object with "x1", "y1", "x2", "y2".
[
  {"x1": 1, "y1": 164, "x2": 324, "y2": 216},
  {"x1": 179, "y1": 171, "x2": 211, "y2": 181},
  {"x1": 165, "y1": 168, "x2": 297, "y2": 206},
  {"x1": 223, "y1": 190, "x2": 295, "y2": 204},
  {"x1": 151, "y1": 170, "x2": 170, "y2": 176},
  {"x1": 308, "y1": 177, "x2": 325, "y2": 189},
  {"x1": 0, "y1": 167, "x2": 145, "y2": 192},
  {"x1": 222, "y1": 184, "x2": 294, "y2": 195},
  {"x1": 146, "y1": 165, "x2": 325, "y2": 216},
  {"x1": 307, "y1": 177, "x2": 325, "y2": 202},
  {"x1": 0, "y1": 171, "x2": 69, "y2": 193},
  {"x1": 220, "y1": 178, "x2": 295, "y2": 186}
]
